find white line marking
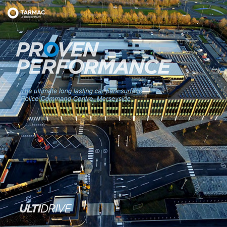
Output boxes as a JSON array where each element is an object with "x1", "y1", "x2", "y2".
[
  {"x1": 141, "y1": 182, "x2": 149, "y2": 186},
  {"x1": 153, "y1": 177, "x2": 162, "y2": 181},
  {"x1": 0, "y1": 206, "x2": 8, "y2": 209},
  {"x1": 129, "y1": 186, "x2": 138, "y2": 191},
  {"x1": 166, "y1": 173, "x2": 174, "y2": 177},
  {"x1": 32, "y1": 194, "x2": 43, "y2": 199},
  {"x1": 64, "y1": 183, "x2": 76, "y2": 188},
  {"x1": 177, "y1": 170, "x2": 187, "y2": 173},
  {"x1": 48, "y1": 189, "x2": 59, "y2": 193},
  {"x1": 127, "y1": 179, "x2": 135, "y2": 183}
]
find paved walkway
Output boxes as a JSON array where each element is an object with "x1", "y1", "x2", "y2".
[{"x1": 136, "y1": 112, "x2": 227, "y2": 162}]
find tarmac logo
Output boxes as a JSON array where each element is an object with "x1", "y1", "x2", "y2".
[
  {"x1": 7, "y1": 7, "x2": 45, "y2": 19},
  {"x1": 8, "y1": 8, "x2": 19, "y2": 19}
]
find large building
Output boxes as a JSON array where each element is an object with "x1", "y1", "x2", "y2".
[{"x1": 39, "y1": 37, "x2": 227, "y2": 121}]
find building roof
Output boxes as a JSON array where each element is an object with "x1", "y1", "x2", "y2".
[
  {"x1": 80, "y1": 62, "x2": 184, "y2": 77},
  {"x1": 70, "y1": 39, "x2": 182, "y2": 53},
  {"x1": 0, "y1": 62, "x2": 39, "y2": 117},
  {"x1": 53, "y1": 196, "x2": 75, "y2": 213}
]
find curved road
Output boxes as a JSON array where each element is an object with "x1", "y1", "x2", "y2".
[{"x1": 1, "y1": 121, "x2": 227, "y2": 226}]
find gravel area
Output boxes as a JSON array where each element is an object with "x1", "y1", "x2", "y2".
[{"x1": 74, "y1": 135, "x2": 93, "y2": 148}]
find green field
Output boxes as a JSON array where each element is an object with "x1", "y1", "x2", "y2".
[
  {"x1": 177, "y1": 9, "x2": 187, "y2": 14},
  {"x1": 193, "y1": 4, "x2": 227, "y2": 16},
  {"x1": 121, "y1": 178, "x2": 195, "y2": 214},
  {"x1": 0, "y1": 22, "x2": 39, "y2": 39},
  {"x1": 52, "y1": 0, "x2": 65, "y2": 4},
  {"x1": 43, "y1": 22, "x2": 76, "y2": 27},
  {"x1": 199, "y1": 35, "x2": 208, "y2": 43}
]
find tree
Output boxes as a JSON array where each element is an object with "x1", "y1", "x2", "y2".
[
  {"x1": 183, "y1": 128, "x2": 186, "y2": 136},
  {"x1": 191, "y1": 17, "x2": 199, "y2": 25},
  {"x1": 63, "y1": 126, "x2": 68, "y2": 135},
  {"x1": 195, "y1": 125, "x2": 200, "y2": 132},
  {"x1": 155, "y1": 5, "x2": 161, "y2": 15},
  {"x1": 207, "y1": 122, "x2": 211, "y2": 129},
  {"x1": 43, "y1": 127, "x2": 47, "y2": 135},
  {"x1": 219, "y1": 18, "x2": 227, "y2": 35},
  {"x1": 218, "y1": 120, "x2": 223, "y2": 126}
]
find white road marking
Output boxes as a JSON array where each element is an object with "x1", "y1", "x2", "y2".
[
  {"x1": 14, "y1": 200, "x2": 25, "y2": 205},
  {"x1": 48, "y1": 189, "x2": 59, "y2": 193},
  {"x1": 32, "y1": 194, "x2": 43, "y2": 199},
  {"x1": 153, "y1": 177, "x2": 162, "y2": 181},
  {"x1": 0, "y1": 206, "x2": 8, "y2": 209},
  {"x1": 63, "y1": 183, "x2": 76, "y2": 188},
  {"x1": 165, "y1": 173, "x2": 174, "y2": 177},
  {"x1": 138, "y1": 176, "x2": 145, "y2": 179},
  {"x1": 129, "y1": 186, "x2": 138, "y2": 191},
  {"x1": 141, "y1": 182, "x2": 149, "y2": 186},
  {"x1": 177, "y1": 170, "x2": 186, "y2": 173},
  {"x1": 99, "y1": 137, "x2": 102, "y2": 146},
  {"x1": 127, "y1": 179, "x2": 135, "y2": 183}
]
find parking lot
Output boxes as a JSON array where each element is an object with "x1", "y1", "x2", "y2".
[
  {"x1": 177, "y1": 202, "x2": 227, "y2": 220},
  {"x1": 13, "y1": 134, "x2": 88, "y2": 161},
  {"x1": 1, "y1": 161, "x2": 46, "y2": 188},
  {"x1": 0, "y1": 28, "x2": 61, "y2": 61}
]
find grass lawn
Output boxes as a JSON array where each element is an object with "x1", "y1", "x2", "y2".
[
  {"x1": 121, "y1": 178, "x2": 195, "y2": 214},
  {"x1": 162, "y1": 120, "x2": 188, "y2": 127},
  {"x1": 199, "y1": 34, "x2": 208, "y2": 43},
  {"x1": 177, "y1": 9, "x2": 187, "y2": 14},
  {"x1": 142, "y1": 120, "x2": 159, "y2": 133},
  {"x1": 43, "y1": 22, "x2": 76, "y2": 27},
  {"x1": 52, "y1": 0, "x2": 65, "y2": 4},
  {"x1": 193, "y1": 4, "x2": 227, "y2": 16},
  {"x1": 0, "y1": 22, "x2": 39, "y2": 39},
  {"x1": 173, "y1": 121, "x2": 227, "y2": 146}
]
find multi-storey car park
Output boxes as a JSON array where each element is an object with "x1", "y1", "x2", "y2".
[
  {"x1": 39, "y1": 34, "x2": 227, "y2": 122},
  {"x1": 0, "y1": 27, "x2": 226, "y2": 123}
]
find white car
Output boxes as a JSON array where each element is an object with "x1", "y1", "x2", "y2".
[
  {"x1": 135, "y1": 7, "x2": 138, "y2": 9},
  {"x1": 150, "y1": 32, "x2": 154, "y2": 35}
]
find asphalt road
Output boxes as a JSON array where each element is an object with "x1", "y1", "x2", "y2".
[
  {"x1": 124, "y1": 219, "x2": 227, "y2": 227},
  {"x1": 113, "y1": 162, "x2": 227, "y2": 199},
  {"x1": 0, "y1": 174, "x2": 78, "y2": 219}
]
